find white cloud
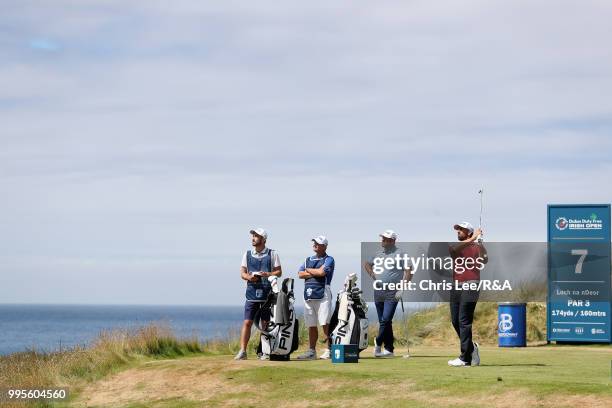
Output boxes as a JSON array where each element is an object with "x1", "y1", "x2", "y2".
[{"x1": 0, "y1": 0, "x2": 611, "y2": 304}]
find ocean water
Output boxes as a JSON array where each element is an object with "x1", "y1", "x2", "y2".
[
  {"x1": 0, "y1": 304, "x2": 251, "y2": 355},
  {"x1": 0, "y1": 304, "x2": 413, "y2": 355}
]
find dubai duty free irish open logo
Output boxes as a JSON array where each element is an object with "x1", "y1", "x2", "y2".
[{"x1": 555, "y1": 217, "x2": 568, "y2": 231}]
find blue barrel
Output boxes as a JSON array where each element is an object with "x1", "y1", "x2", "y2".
[{"x1": 497, "y1": 302, "x2": 526, "y2": 347}]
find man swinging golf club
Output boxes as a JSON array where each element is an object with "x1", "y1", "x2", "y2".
[
  {"x1": 296, "y1": 235, "x2": 335, "y2": 360},
  {"x1": 364, "y1": 230, "x2": 413, "y2": 358},
  {"x1": 234, "y1": 228, "x2": 282, "y2": 361},
  {"x1": 447, "y1": 222, "x2": 487, "y2": 367}
]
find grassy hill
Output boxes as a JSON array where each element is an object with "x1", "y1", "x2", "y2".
[
  {"x1": 0, "y1": 303, "x2": 599, "y2": 408},
  {"x1": 396, "y1": 302, "x2": 547, "y2": 347},
  {"x1": 217, "y1": 301, "x2": 549, "y2": 356},
  {"x1": 0, "y1": 325, "x2": 204, "y2": 408},
  {"x1": 65, "y1": 345, "x2": 612, "y2": 407}
]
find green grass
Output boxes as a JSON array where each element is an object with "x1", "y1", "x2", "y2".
[
  {"x1": 0, "y1": 304, "x2": 608, "y2": 408},
  {"x1": 214, "y1": 345, "x2": 612, "y2": 407},
  {"x1": 0, "y1": 324, "x2": 205, "y2": 408},
  {"x1": 122, "y1": 399, "x2": 202, "y2": 408},
  {"x1": 209, "y1": 301, "x2": 547, "y2": 359},
  {"x1": 70, "y1": 345, "x2": 612, "y2": 408},
  {"x1": 399, "y1": 302, "x2": 547, "y2": 346}
]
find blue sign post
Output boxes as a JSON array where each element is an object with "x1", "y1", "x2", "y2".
[{"x1": 547, "y1": 204, "x2": 611, "y2": 343}]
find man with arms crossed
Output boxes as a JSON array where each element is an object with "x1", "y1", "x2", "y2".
[
  {"x1": 447, "y1": 222, "x2": 487, "y2": 367},
  {"x1": 364, "y1": 230, "x2": 413, "y2": 358},
  {"x1": 234, "y1": 228, "x2": 282, "y2": 361},
  {"x1": 296, "y1": 236, "x2": 335, "y2": 360}
]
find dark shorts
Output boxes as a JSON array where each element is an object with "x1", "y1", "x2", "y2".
[{"x1": 244, "y1": 300, "x2": 271, "y2": 321}]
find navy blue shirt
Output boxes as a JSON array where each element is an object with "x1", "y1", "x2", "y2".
[{"x1": 299, "y1": 254, "x2": 335, "y2": 285}]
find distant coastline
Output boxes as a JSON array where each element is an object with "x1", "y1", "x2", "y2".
[{"x1": 0, "y1": 304, "x2": 247, "y2": 355}]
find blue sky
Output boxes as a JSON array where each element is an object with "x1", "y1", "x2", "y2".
[{"x1": 1, "y1": 0, "x2": 611, "y2": 305}]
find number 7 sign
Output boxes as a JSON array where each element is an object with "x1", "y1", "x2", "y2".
[{"x1": 571, "y1": 249, "x2": 588, "y2": 274}]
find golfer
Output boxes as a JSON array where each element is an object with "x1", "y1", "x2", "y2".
[
  {"x1": 234, "y1": 228, "x2": 282, "y2": 361},
  {"x1": 296, "y1": 236, "x2": 335, "y2": 360},
  {"x1": 447, "y1": 222, "x2": 487, "y2": 367},
  {"x1": 364, "y1": 230, "x2": 412, "y2": 358}
]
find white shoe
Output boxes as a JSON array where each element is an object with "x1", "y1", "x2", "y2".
[
  {"x1": 380, "y1": 349, "x2": 395, "y2": 358},
  {"x1": 448, "y1": 357, "x2": 468, "y2": 367},
  {"x1": 296, "y1": 349, "x2": 316, "y2": 360},
  {"x1": 403, "y1": 353, "x2": 410, "y2": 359},
  {"x1": 319, "y1": 349, "x2": 331, "y2": 360},
  {"x1": 259, "y1": 353, "x2": 270, "y2": 361},
  {"x1": 373, "y1": 338, "x2": 382, "y2": 357},
  {"x1": 233, "y1": 350, "x2": 247, "y2": 360},
  {"x1": 471, "y1": 342, "x2": 480, "y2": 366}
]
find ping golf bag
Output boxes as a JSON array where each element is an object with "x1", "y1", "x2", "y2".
[
  {"x1": 329, "y1": 273, "x2": 369, "y2": 352},
  {"x1": 254, "y1": 277, "x2": 299, "y2": 361}
]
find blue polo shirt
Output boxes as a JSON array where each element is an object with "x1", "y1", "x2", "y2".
[{"x1": 299, "y1": 254, "x2": 335, "y2": 285}]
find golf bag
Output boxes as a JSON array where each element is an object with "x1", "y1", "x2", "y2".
[
  {"x1": 329, "y1": 273, "x2": 369, "y2": 352},
  {"x1": 254, "y1": 277, "x2": 299, "y2": 361}
]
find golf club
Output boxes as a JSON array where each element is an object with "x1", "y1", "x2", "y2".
[
  {"x1": 478, "y1": 188, "x2": 484, "y2": 243},
  {"x1": 401, "y1": 296, "x2": 410, "y2": 358}
]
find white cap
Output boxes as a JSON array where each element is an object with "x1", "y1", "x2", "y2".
[
  {"x1": 453, "y1": 222, "x2": 474, "y2": 234},
  {"x1": 379, "y1": 230, "x2": 398, "y2": 240},
  {"x1": 249, "y1": 228, "x2": 268, "y2": 240},
  {"x1": 312, "y1": 235, "x2": 328, "y2": 245}
]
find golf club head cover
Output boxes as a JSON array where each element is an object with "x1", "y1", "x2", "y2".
[
  {"x1": 338, "y1": 292, "x2": 350, "y2": 323},
  {"x1": 268, "y1": 276, "x2": 279, "y2": 294}
]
